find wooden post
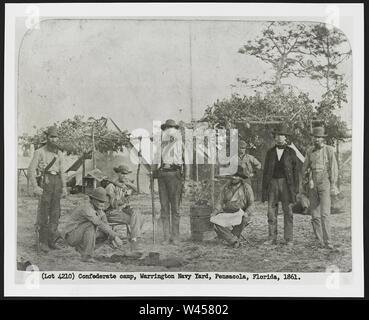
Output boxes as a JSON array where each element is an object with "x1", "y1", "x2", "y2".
[
  {"x1": 82, "y1": 157, "x2": 86, "y2": 193},
  {"x1": 136, "y1": 136, "x2": 142, "y2": 194},
  {"x1": 92, "y1": 126, "x2": 96, "y2": 169},
  {"x1": 336, "y1": 139, "x2": 340, "y2": 188},
  {"x1": 210, "y1": 163, "x2": 215, "y2": 209}
]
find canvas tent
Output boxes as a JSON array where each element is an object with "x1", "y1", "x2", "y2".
[{"x1": 66, "y1": 147, "x2": 152, "y2": 194}]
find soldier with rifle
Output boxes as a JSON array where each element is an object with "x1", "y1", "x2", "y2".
[{"x1": 28, "y1": 126, "x2": 67, "y2": 253}]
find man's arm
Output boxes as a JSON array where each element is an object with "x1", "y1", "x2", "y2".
[
  {"x1": 261, "y1": 150, "x2": 270, "y2": 201},
  {"x1": 28, "y1": 149, "x2": 42, "y2": 190},
  {"x1": 81, "y1": 207, "x2": 118, "y2": 239},
  {"x1": 250, "y1": 155, "x2": 262, "y2": 170},
  {"x1": 327, "y1": 146, "x2": 338, "y2": 187},
  {"x1": 291, "y1": 149, "x2": 299, "y2": 195},
  {"x1": 213, "y1": 185, "x2": 225, "y2": 215},
  {"x1": 302, "y1": 147, "x2": 311, "y2": 174},
  {"x1": 243, "y1": 183, "x2": 255, "y2": 215},
  {"x1": 59, "y1": 151, "x2": 67, "y2": 190}
]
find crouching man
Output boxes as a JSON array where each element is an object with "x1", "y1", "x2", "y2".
[
  {"x1": 63, "y1": 187, "x2": 123, "y2": 262},
  {"x1": 210, "y1": 166, "x2": 255, "y2": 248}
]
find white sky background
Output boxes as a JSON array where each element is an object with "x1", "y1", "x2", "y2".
[{"x1": 17, "y1": 19, "x2": 352, "y2": 136}]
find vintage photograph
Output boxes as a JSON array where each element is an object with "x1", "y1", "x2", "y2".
[{"x1": 13, "y1": 15, "x2": 355, "y2": 275}]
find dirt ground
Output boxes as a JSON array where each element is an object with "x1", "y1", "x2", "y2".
[{"x1": 16, "y1": 184, "x2": 352, "y2": 273}]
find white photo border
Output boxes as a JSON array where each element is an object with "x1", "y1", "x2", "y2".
[{"x1": 4, "y1": 3, "x2": 364, "y2": 297}]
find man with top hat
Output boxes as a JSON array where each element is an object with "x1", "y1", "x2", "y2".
[
  {"x1": 262, "y1": 124, "x2": 299, "y2": 246},
  {"x1": 63, "y1": 187, "x2": 123, "y2": 262},
  {"x1": 303, "y1": 126, "x2": 338, "y2": 250},
  {"x1": 155, "y1": 119, "x2": 189, "y2": 245},
  {"x1": 238, "y1": 140, "x2": 262, "y2": 184},
  {"x1": 100, "y1": 164, "x2": 143, "y2": 251},
  {"x1": 28, "y1": 126, "x2": 67, "y2": 252},
  {"x1": 211, "y1": 165, "x2": 254, "y2": 248}
]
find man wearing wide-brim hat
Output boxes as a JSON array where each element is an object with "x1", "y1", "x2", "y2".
[
  {"x1": 63, "y1": 187, "x2": 123, "y2": 262},
  {"x1": 155, "y1": 119, "x2": 189, "y2": 245},
  {"x1": 262, "y1": 124, "x2": 299, "y2": 246},
  {"x1": 28, "y1": 126, "x2": 68, "y2": 252},
  {"x1": 303, "y1": 126, "x2": 338, "y2": 250},
  {"x1": 211, "y1": 165, "x2": 255, "y2": 248},
  {"x1": 100, "y1": 164, "x2": 143, "y2": 252},
  {"x1": 238, "y1": 140, "x2": 262, "y2": 184}
]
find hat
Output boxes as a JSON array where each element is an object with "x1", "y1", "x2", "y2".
[
  {"x1": 88, "y1": 187, "x2": 108, "y2": 202},
  {"x1": 311, "y1": 126, "x2": 327, "y2": 137},
  {"x1": 45, "y1": 126, "x2": 58, "y2": 137},
  {"x1": 239, "y1": 140, "x2": 247, "y2": 149},
  {"x1": 273, "y1": 124, "x2": 291, "y2": 136},
  {"x1": 233, "y1": 165, "x2": 249, "y2": 180},
  {"x1": 113, "y1": 165, "x2": 132, "y2": 174},
  {"x1": 161, "y1": 119, "x2": 179, "y2": 130}
]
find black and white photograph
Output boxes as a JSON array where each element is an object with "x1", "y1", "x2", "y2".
[{"x1": 4, "y1": 3, "x2": 364, "y2": 298}]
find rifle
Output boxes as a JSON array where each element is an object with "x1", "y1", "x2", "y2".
[{"x1": 150, "y1": 171, "x2": 156, "y2": 244}]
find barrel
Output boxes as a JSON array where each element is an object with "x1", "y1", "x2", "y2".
[{"x1": 190, "y1": 203, "x2": 213, "y2": 242}]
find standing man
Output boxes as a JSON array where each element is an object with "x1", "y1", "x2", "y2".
[
  {"x1": 28, "y1": 126, "x2": 67, "y2": 252},
  {"x1": 101, "y1": 165, "x2": 143, "y2": 251},
  {"x1": 262, "y1": 125, "x2": 299, "y2": 246},
  {"x1": 303, "y1": 126, "x2": 338, "y2": 250},
  {"x1": 238, "y1": 140, "x2": 262, "y2": 184},
  {"x1": 211, "y1": 166, "x2": 254, "y2": 248},
  {"x1": 156, "y1": 119, "x2": 189, "y2": 245},
  {"x1": 63, "y1": 187, "x2": 123, "y2": 262}
]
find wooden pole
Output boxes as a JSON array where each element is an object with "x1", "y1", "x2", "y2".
[
  {"x1": 336, "y1": 139, "x2": 340, "y2": 188},
  {"x1": 210, "y1": 163, "x2": 215, "y2": 209},
  {"x1": 92, "y1": 126, "x2": 96, "y2": 188},
  {"x1": 136, "y1": 136, "x2": 142, "y2": 194},
  {"x1": 82, "y1": 157, "x2": 86, "y2": 193}
]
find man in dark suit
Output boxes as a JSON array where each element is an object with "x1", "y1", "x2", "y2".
[{"x1": 262, "y1": 125, "x2": 299, "y2": 246}]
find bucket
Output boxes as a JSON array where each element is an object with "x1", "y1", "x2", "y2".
[{"x1": 190, "y1": 204, "x2": 213, "y2": 242}]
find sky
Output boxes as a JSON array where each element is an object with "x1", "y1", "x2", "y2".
[{"x1": 16, "y1": 19, "x2": 352, "y2": 136}]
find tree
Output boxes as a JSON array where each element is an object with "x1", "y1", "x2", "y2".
[
  {"x1": 18, "y1": 115, "x2": 131, "y2": 155},
  {"x1": 202, "y1": 89, "x2": 316, "y2": 153},
  {"x1": 238, "y1": 21, "x2": 311, "y2": 90},
  {"x1": 305, "y1": 24, "x2": 351, "y2": 95}
]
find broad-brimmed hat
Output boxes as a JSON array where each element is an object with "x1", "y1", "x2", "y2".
[
  {"x1": 113, "y1": 164, "x2": 132, "y2": 174},
  {"x1": 239, "y1": 140, "x2": 247, "y2": 149},
  {"x1": 311, "y1": 126, "x2": 327, "y2": 137},
  {"x1": 232, "y1": 165, "x2": 249, "y2": 180},
  {"x1": 45, "y1": 126, "x2": 58, "y2": 138},
  {"x1": 161, "y1": 119, "x2": 179, "y2": 130},
  {"x1": 88, "y1": 187, "x2": 108, "y2": 202},
  {"x1": 272, "y1": 124, "x2": 291, "y2": 136}
]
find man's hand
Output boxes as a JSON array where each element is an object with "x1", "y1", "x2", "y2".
[
  {"x1": 112, "y1": 236, "x2": 123, "y2": 247},
  {"x1": 61, "y1": 187, "x2": 68, "y2": 198},
  {"x1": 33, "y1": 186, "x2": 43, "y2": 196},
  {"x1": 309, "y1": 180, "x2": 314, "y2": 189},
  {"x1": 211, "y1": 210, "x2": 219, "y2": 217},
  {"x1": 330, "y1": 185, "x2": 339, "y2": 196}
]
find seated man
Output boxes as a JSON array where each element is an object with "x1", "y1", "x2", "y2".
[
  {"x1": 100, "y1": 165, "x2": 143, "y2": 251},
  {"x1": 211, "y1": 166, "x2": 254, "y2": 248},
  {"x1": 63, "y1": 187, "x2": 123, "y2": 262}
]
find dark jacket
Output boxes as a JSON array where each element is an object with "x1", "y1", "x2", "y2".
[{"x1": 261, "y1": 146, "x2": 299, "y2": 203}]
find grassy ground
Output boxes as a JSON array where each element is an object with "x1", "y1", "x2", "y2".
[{"x1": 16, "y1": 184, "x2": 352, "y2": 272}]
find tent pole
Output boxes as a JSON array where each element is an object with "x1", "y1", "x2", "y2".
[
  {"x1": 92, "y1": 126, "x2": 96, "y2": 188},
  {"x1": 137, "y1": 136, "x2": 142, "y2": 194},
  {"x1": 82, "y1": 157, "x2": 86, "y2": 193}
]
